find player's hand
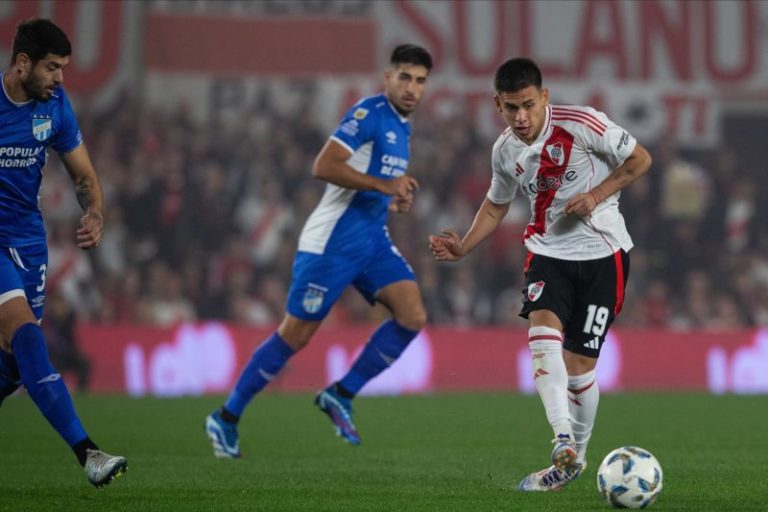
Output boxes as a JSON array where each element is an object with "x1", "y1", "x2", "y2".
[
  {"x1": 76, "y1": 210, "x2": 103, "y2": 249},
  {"x1": 382, "y1": 175, "x2": 419, "y2": 198},
  {"x1": 564, "y1": 191, "x2": 599, "y2": 217},
  {"x1": 428, "y1": 229, "x2": 464, "y2": 262},
  {"x1": 388, "y1": 191, "x2": 414, "y2": 213}
]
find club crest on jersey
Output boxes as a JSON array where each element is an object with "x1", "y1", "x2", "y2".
[
  {"x1": 545, "y1": 142, "x2": 564, "y2": 165},
  {"x1": 302, "y1": 284, "x2": 328, "y2": 314},
  {"x1": 527, "y1": 281, "x2": 545, "y2": 302},
  {"x1": 32, "y1": 116, "x2": 52, "y2": 142}
]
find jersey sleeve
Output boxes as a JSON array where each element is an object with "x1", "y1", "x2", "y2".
[
  {"x1": 329, "y1": 103, "x2": 377, "y2": 154},
  {"x1": 576, "y1": 107, "x2": 636, "y2": 169},
  {"x1": 51, "y1": 89, "x2": 83, "y2": 154},
  {"x1": 486, "y1": 141, "x2": 517, "y2": 204}
]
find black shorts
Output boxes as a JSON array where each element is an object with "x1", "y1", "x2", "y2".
[{"x1": 519, "y1": 250, "x2": 630, "y2": 358}]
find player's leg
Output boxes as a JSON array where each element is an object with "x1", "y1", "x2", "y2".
[
  {"x1": 206, "y1": 312, "x2": 319, "y2": 458},
  {"x1": 518, "y1": 254, "x2": 582, "y2": 492},
  {"x1": 326, "y1": 238, "x2": 425, "y2": 397},
  {"x1": 0, "y1": 246, "x2": 126, "y2": 487},
  {"x1": 563, "y1": 249, "x2": 630, "y2": 468},
  {"x1": 333, "y1": 280, "x2": 426, "y2": 398},
  {"x1": 207, "y1": 251, "x2": 355, "y2": 456},
  {"x1": 520, "y1": 255, "x2": 577, "y2": 447},
  {"x1": 563, "y1": 350, "x2": 598, "y2": 467},
  {"x1": 0, "y1": 298, "x2": 126, "y2": 486},
  {"x1": 317, "y1": 241, "x2": 425, "y2": 444}
]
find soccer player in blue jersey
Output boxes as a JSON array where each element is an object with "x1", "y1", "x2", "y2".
[
  {"x1": 0, "y1": 18, "x2": 127, "y2": 487},
  {"x1": 206, "y1": 44, "x2": 433, "y2": 457}
]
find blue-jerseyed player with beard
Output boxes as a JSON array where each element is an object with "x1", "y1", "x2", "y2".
[
  {"x1": 206, "y1": 44, "x2": 433, "y2": 457},
  {"x1": 0, "y1": 18, "x2": 126, "y2": 487}
]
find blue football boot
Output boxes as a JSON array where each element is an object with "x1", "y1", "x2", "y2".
[{"x1": 315, "y1": 387, "x2": 360, "y2": 445}]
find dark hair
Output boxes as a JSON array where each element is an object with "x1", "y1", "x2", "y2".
[
  {"x1": 390, "y1": 44, "x2": 433, "y2": 71},
  {"x1": 494, "y1": 58, "x2": 542, "y2": 93},
  {"x1": 12, "y1": 18, "x2": 71, "y2": 65}
]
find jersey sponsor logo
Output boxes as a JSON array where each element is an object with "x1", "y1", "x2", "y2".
[
  {"x1": 527, "y1": 280, "x2": 545, "y2": 302},
  {"x1": 527, "y1": 169, "x2": 577, "y2": 194},
  {"x1": 32, "y1": 116, "x2": 52, "y2": 142},
  {"x1": 302, "y1": 283, "x2": 328, "y2": 314},
  {"x1": 386, "y1": 131, "x2": 397, "y2": 144},
  {"x1": 380, "y1": 154, "x2": 408, "y2": 176},
  {"x1": 545, "y1": 141, "x2": 565, "y2": 165},
  {"x1": 353, "y1": 107, "x2": 369, "y2": 120}
]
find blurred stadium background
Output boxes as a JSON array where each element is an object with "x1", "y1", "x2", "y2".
[{"x1": 1, "y1": 0, "x2": 768, "y2": 397}]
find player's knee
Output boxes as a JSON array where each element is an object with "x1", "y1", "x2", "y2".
[{"x1": 396, "y1": 307, "x2": 428, "y2": 332}]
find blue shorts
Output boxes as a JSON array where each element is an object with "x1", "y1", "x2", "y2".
[
  {"x1": 286, "y1": 235, "x2": 415, "y2": 321},
  {"x1": 0, "y1": 243, "x2": 48, "y2": 321}
]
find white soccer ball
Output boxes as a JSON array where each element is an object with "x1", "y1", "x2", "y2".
[{"x1": 597, "y1": 446, "x2": 663, "y2": 509}]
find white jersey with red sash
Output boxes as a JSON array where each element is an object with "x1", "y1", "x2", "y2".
[{"x1": 488, "y1": 104, "x2": 637, "y2": 261}]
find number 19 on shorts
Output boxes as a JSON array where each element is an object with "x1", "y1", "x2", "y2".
[{"x1": 583, "y1": 304, "x2": 609, "y2": 336}]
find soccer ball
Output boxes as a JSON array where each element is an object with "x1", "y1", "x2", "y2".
[{"x1": 597, "y1": 446, "x2": 663, "y2": 509}]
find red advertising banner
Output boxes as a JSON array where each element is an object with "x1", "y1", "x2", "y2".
[{"x1": 76, "y1": 323, "x2": 768, "y2": 396}]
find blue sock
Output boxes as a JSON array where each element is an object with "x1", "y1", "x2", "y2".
[
  {"x1": 224, "y1": 332, "x2": 295, "y2": 418},
  {"x1": 0, "y1": 349, "x2": 20, "y2": 404},
  {"x1": 338, "y1": 319, "x2": 419, "y2": 396},
  {"x1": 11, "y1": 323, "x2": 88, "y2": 446}
]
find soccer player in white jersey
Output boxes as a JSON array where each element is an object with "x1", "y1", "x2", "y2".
[
  {"x1": 429, "y1": 58, "x2": 651, "y2": 491},
  {"x1": 206, "y1": 45, "x2": 432, "y2": 457},
  {"x1": 0, "y1": 19, "x2": 127, "y2": 487}
]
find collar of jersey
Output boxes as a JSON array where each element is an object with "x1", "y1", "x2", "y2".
[
  {"x1": 384, "y1": 96, "x2": 410, "y2": 124},
  {"x1": 0, "y1": 73, "x2": 34, "y2": 107}
]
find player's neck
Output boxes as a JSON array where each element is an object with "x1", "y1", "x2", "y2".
[{"x1": 2, "y1": 71, "x2": 32, "y2": 104}]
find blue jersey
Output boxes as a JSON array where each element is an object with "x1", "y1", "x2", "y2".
[
  {"x1": 0, "y1": 75, "x2": 82, "y2": 247},
  {"x1": 297, "y1": 93, "x2": 412, "y2": 255}
]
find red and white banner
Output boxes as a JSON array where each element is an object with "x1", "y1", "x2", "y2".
[
  {"x1": 2, "y1": 1, "x2": 766, "y2": 146},
  {"x1": 76, "y1": 323, "x2": 768, "y2": 396}
]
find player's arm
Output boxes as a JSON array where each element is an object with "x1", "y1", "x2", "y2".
[
  {"x1": 312, "y1": 139, "x2": 418, "y2": 198},
  {"x1": 429, "y1": 197, "x2": 510, "y2": 262},
  {"x1": 564, "y1": 142, "x2": 651, "y2": 217},
  {"x1": 59, "y1": 144, "x2": 104, "y2": 249}
]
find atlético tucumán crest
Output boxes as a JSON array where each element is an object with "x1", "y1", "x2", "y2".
[
  {"x1": 527, "y1": 280, "x2": 545, "y2": 302},
  {"x1": 302, "y1": 283, "x2": 328, "y2": 314},
  {"x1": 32, "y1": 115, "x2": 52, "y2": 142},
  {"x1": 545, "y1": 142, "x2": 564, "y2": 165}
]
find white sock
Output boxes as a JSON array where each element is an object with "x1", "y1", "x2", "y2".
[
  {"x1": 568, "y1": 369, "x2": 599, "y2": 465},
  {"x1": 528, "y1": 326, "x2": 572, "y2": 440}
]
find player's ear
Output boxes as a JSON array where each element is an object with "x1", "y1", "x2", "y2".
[
  {"x1": 493, "y1": 94, "x2": 502, "y2": 112},
  {"x1": 540, "y1": 88, "x2": 550, "y2": 106},
  {"x1": 15, "y1": 52, "x2": 32, "y2": 74}
]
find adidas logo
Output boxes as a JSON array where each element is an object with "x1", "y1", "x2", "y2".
[{"x1": 583, "y1": 337, "x2": 600, "y2": 350}]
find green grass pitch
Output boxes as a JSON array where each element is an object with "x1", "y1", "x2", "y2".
[{"x1": 0, "y1": 393, "x2": 766, "y2": 511}]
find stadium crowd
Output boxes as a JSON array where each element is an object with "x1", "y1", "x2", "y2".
[{"x1": 40, "y1": 85, "x2": 768, "y2": 331}]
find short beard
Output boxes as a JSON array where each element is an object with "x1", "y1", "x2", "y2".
[{"x1": 21, "y1": 73, "x2": 49, "y2": 102}]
